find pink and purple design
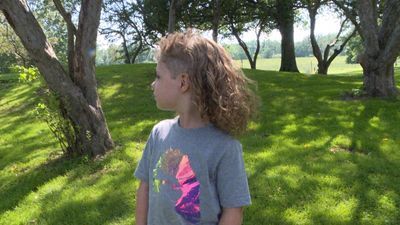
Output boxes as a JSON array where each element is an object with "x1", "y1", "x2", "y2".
[
  {"x1": 174, "y1": 155, "x2": 201, "y2": 224},
  {"x1": 153, "y1": 148, "x2": 201, "y2": 224}
]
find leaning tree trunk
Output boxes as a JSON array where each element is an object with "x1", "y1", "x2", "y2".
[
  {"x1": 356, "y1": 0, "x2": 400, "y2": 97},
  {"x1": 230, "y1": 23, "x2": 256, "y2": 69},
  {"x1": 277, "y1": 0, "x2": 299, "y2": 73},
  {"x1": 1, "y1": 0, "x2": 114, "y2": 156},
  {"x1": 308, "y1": 5, "x2": 324, "y2": 74}
]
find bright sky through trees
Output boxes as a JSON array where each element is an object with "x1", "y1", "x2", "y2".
[
  {"x1": 221, "y1": 8, "x2": 342, "y2": 43},
  {"x1": 98, "y1": 8, "x2": 342, "y2": 47}
]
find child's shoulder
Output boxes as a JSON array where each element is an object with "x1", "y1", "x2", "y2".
[
  {"x1": 204, "y1": 124, "x2": 242, "y2": 148},
  {"x1": 155, "y1": 118, "x2": 176, "y2": 128},
  {"x1": 150, "y1": 118, "x2": 176, "y2": 135}
]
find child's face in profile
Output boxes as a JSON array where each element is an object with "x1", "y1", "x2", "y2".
[{"x1": 152, "y1": 62, "x2": 181, "y2": 111}]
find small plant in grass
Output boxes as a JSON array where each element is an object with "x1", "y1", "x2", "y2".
[
  {"x1": 329, "y1": 135, "x2": 354, "y2": 153},
  {"x1": 15, "y1": 65, "x2": 77, "y2": 155},
  {"x1": 341, "y1": 87, "x2": 368, "y2": 100},
  {"x1": 350, "y1": 88, "x2": 364, "y2": 97}
]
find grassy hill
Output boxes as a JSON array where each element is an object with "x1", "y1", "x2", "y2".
[{"x1": 0, "y1": 64, "x2": 399, "y2": 224}]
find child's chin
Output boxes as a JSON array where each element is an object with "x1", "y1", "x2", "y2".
[{"x1": 156, "y1": 104, "x2": 173, "y2": 111}]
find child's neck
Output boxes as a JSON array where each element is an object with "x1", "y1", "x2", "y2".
[
  {"x1": 176, "y1": 93, "x2": 209, "y2": 129},
  {"x1": 177, "y1": 111, "x2": 209, "y2": 129}
]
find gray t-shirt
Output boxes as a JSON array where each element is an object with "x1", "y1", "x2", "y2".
[{"x1": 134, "y1": 117, "x2": 251, "y2": 225}]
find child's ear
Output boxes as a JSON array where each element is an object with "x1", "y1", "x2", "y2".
[{"x1": 180, "y1": 73, "x2": 190, "y2": 92}]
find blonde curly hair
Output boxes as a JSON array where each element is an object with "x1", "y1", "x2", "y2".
[{"x1": 156, "y1": 30, "x2": 258, "y2": 136}]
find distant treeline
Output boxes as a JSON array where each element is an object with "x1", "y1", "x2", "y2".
[{"x1": 95, "y1": 33, "x2": 348, "y2": 66}]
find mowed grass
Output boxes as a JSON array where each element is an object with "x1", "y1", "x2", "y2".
[
  {"x1": 235, "y1": 56, "x2": 364, "y2": 74},
  {"x1": 1, "y1": 63, "x2": 400, "y2": 224}
]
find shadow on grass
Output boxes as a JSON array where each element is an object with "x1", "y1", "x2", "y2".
[
  {"x1": 240, "y1": 68, "x2": 400, "y2": 224},
  {"x1": 0, "y1": 107, "x2": 51, "y2": 172},
  {"x1": 33, "y1": 158, "x2": 135, "y2": 225},
  {"x1": 0, "y1": 155, "x2": 77, "y2": 215}
]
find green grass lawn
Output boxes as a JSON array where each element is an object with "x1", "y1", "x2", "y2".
[
  {"x1": 1, "y1": 64, "x2": 400, "y2": 224},
  {"x1": 235, "y1": 56, "x2": 364, "y2": 74}
]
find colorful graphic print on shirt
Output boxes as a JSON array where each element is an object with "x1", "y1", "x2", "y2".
[{"x1": 153, "y1": 148, "x2": 201, "y2": 224}]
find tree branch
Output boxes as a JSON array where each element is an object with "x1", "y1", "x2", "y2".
[
  {"x1": 327, "y1": 28, "x2": 357, "y2": 65},
  {"x1": 253, "y1": 20, "x2": 264, "y2": 65},
  {"x1": 332, "y1": 0, "x2": 362, "y2": 38},
  {"x1": 100, "y1": 27, "x2": 123, "y2": 36},
  {"x1": 333, "y1": 18, "x2": 348, "y2": 42},
  {"x1": 246, "y1": 0, "x2": 258, "y2": 5},
  {"x1": 357, "y1": 0, "x2": 380, "y2": 57},
  {"x1": 323, "y1": 18, "x2": 348, "y2": 61},
  {"x1": 52, "y1": 0, "x2": 77, "y2": 80},
  {"x1": 0, "y1": 0, "x2": 84, "y2": 100},
  {"x1": 52, "y1": 0, "x2": 77, "y2": 34},
  {"x1": 378, "y1": 0, "x2": 400, "y2": 49},
  {"x1": 380, "y1": 23, "x2": 400, "y2": 65}
]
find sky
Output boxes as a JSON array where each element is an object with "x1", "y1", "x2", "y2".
[{"x1": 218, "y1": 8, "x2": 342, "y2": 44}]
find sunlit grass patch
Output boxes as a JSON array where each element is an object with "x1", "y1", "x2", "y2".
[{"x1": 1, "y1": 64, "x2": 400, "y2": 224}]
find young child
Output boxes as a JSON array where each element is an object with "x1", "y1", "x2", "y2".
[{"x1": 134, "y1": 30, "x2": 258, "y2": 225}]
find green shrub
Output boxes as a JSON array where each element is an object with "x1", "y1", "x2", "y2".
[
  {"x1": 15, "y1": 65, "x2": 76, "y2": 154},
  {"x1": 12, "y1": 65, "x2": 40, "y2": 82}
]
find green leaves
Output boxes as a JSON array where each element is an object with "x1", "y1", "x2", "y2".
[{"x1": 12, "y1": 65, "x2": 40, "y2": 83}]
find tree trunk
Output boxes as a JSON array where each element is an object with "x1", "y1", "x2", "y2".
[
  {"x1": 308, "y1": 5, "x2": 323, "y2": 74},
  {"x1": 168, "y1": 0, "x2": 177, "y2": 33},
  {"x1": 2, "y1": 0, "x2": 114, "y2": 156},
  {"x1": 357, "y1": 0, "x2": 400, "y2": 97},
  {"x1": 121, "y1": 34, "x2": 131, "y2": 64},
  {"x1": 73, "y1": 0, "x2": 114, "y2": 155},
  {"x1": 230, "y1": 24, "x2": 255, "y2": 69},
  {"x1": 308, "y1": 2, "x2": 356, "y2": 75},
  {"x1": 317, "y1": 62, "x2": 328, "y2": 75},
  {"x1": 276, "y1": 1, "x2": 299, "y2": 73},
  {"x1": 279, "y1": 21, "x2": 299, "y2": 72},
  {"x1": 131, "y1": 39, "x2": 143, "y2": 64},
  {"x1": 212, "y1": 0, "x2": 220, "y2": 43},
  {"x1": 252, "y1": 22, "x2": 263, "y2": 70},
  {"x1": 360, "y1": 57, "x2": 397, "y2": 97}
]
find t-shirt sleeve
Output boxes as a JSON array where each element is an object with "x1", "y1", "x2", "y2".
[
  {"x1": 134, "y1": 130, "x2": 155, "y2": 182},
  {"x1": 216, "y1": 140, "x2": 251, "y2": 208}
]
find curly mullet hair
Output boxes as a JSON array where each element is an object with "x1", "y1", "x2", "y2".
[{"x1": 156, "y1": 30, "x2": 259, "y2": 136}]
